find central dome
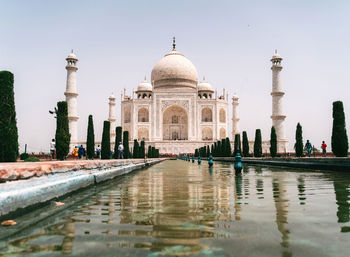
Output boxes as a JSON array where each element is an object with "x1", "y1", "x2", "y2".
[{"x1": 151, "y1": 50, "x2": 198, "y2": 89}]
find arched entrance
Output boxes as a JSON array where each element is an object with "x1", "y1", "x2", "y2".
[{"x1": 163, "y1": 105, "x2": 188, "y2": 140}]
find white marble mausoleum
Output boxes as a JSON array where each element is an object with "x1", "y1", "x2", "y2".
[
  {"x1": 121, "y1": 40, "x2": 229, "y2": 154},
  {"x1": 63, "y1": 40, "x2": 289, "y2": 155}
]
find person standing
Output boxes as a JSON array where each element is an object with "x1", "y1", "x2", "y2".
[
  {"x1": 50, "y1": 139, "x2": 55, "y2": 160},
  {"x1": 321, "y1": 141, "x2": 327, "y2": 156},
  {"x1": 96, "y1": 145, "x2": 101, "y2": 159},
  {"x1": 118, "y1": 142, "x2": 124, "y2": 159},
  {"x1": 305, "y1": 140, "x2": 312, "y2": 157},
  {"x1": 73, "y1": 146, "x2": 79, "y2": 160},
  {"x1": 78, "y1": 145, "x2": 85, "y2": 159}
]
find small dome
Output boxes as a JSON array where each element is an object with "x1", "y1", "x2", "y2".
[
  {"x1": 137, "y1": 78, "x2": 152, "y2": 92},
  {"x1": 271, "y1": 50, "x2": 282, "y2": 61},
  {"x1": 198, "y1": 77, "x2": 213, "y2": 92},
  {"x1": 109, "y1": 93, "x2": 115, "y2": 100},
  {"x1": 232, "y1": 94, "x2": 239, "y2": 100},
  {"x1": 66, "y1": 50, "x2": 78, "y2": 60},
  {"x1": 151, "y1": 50, "x2": 198, "y2": 89}
]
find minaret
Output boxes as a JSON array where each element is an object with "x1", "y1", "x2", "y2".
[
  {"x1": 108, "y1": 93, "x2": 116, "y2": 148},
  {"x1": 64, "y1": 50, "x2": 79, "y2": 150},
  {"x1": 232, "y1": 94, "x2": 240, "y2": 137},
  {"x1": 271, "y1": 50, "x2": 288, "y2": 153}
]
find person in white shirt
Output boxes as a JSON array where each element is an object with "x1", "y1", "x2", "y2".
[
  {"x1": 118, "y1": 142, "x2": 124, "y2": 159},
  {"x1": 96, "y1": 145, "x2": 101, "y2": 159},
  {"x1": 50, "y1": 139, "x2": 55, "y2": 160}
]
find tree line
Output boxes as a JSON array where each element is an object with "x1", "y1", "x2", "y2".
[
  {"x1": 86, "y1": 116, "x2": 159, "y2": 160},
  {"x1": 193, "y1": 102, "x2": 349, "y2": 158}
]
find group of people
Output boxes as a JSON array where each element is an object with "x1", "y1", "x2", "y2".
[
  {"x1": 94, "y1": 142, "x2": 124, "y2": 159},
  {"x1": 304, "y1": 140, "x2": 328, "y2": 157},
  {"x1": 72, "y1": 145, "x2": 86, "y2": 160}
]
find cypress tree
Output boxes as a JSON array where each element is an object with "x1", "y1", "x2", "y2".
[
  {"x1": 254, "y1": 129, "x2": 262, "y2": 157},
  {"x1": 221, "y1": 139, "x2": 226, "y2": 156},
  {"x1": 155, "y1": 149, "x2": 159, "y2": 158},
  {"x1": 123, "y1": 131, "x2": 130, "y2": 158},
  {"x1": 270, "y1": 126, "x2": 277, "y2": 157},
  {"x1": 133, "y1": 139, "x2": 139, "y2": 158},
  {"x1": 233, "y1": 134, "x2": 241, "y2": 156},
  {"x1": 140, "y1": 141, "x2": 145, "y2": 158},
  {"x1": 55, "y1": 101, "x2": 70, "y2": 160},
  {"x1": 211, "y1": 144, "x2": 214, "y2": 156},
  {"x1": 242, "y1": 131, "x2": 249, "y2": 157},
  {"x1": 218, "y1": 141, "x2": 222, "y2": 157},
  {"x1": 148, "y1": 145, "x2": 152, "y2": 158},
  {"x1": 214, "y1": 142, "x2": 217, "y2": 157},
  {"x1": 294, "y1": 123, "x2": 304, "y2": 157},
  {"x1": 195, "y1": 149, "x2": 199, "y2": 157},
  {"x1": 86, "y1": 115, "x2": 95, "y2": 159},
  {"x1": 332, "y1": 101, "x2": 349, "y2": 157},
  {"x1": 151, "y1": 147, "x2": 156, "y2": 158},
  {"x1": 114, "y1": 126, "x2": 122, "y2": 158},
  {"x1": 101, "y1": 121, "x2": 111, "y2": 159},
  {"x1": 0, "y1": 71, "x2": 18, "y2": 162},
  {"x1": 225, "y1": 137, "x2": 231, "y2": 157},
  {"x1": 207, "y1": 145, "x2": 210, "y2": 156}
]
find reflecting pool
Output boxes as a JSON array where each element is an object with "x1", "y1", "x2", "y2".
[{"x1": 1, "y1": 160, "x2": 350, "y2": 256}]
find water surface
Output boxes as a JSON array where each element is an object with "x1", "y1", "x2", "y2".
[{"x1": 1, "y1": 160, "x2": 350, "y2": 256}]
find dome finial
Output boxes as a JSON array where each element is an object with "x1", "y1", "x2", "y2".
[
  {"x1": 144, "y1": 75, "x2": 147, "y2": 81},
  {"x1": 71, "y1": 49, "x2": 74, "y2": 53},
  {"x1": 172, "y1": 36, "x2": 176, "y2": 51},
  {"x1": 275, "y1": 49, "x2": 277, "y2": 54},
  {"x1": 203, "y1": 76, "x2": 205, "y2": 81}
]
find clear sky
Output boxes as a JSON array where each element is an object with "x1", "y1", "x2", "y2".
[{"x1": 1, "y1": 0, "x2": 349, "y2": 153}]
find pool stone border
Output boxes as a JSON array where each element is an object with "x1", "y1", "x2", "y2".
[{"x1": 0, "y1": 158, "x2": 165, "y2": 240}]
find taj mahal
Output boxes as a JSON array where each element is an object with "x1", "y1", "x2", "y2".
[{"x1": 63, "y1": 38, "x2": 288, "y2": 155}]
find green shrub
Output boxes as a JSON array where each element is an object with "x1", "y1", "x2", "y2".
[
  {"x1": 114, "y1": 126, "x2": 122, "y2": 158},
  {"x1": 151, "y1": 147, "x2": 156, "y2": 158},
  {"x1": 86, "y1": 115, "x2": 95, "y2": 159},
  {"x1": 20, "y1": 153, "x2": 29, "y2": 160},
  {"x1": 332, "y1": 101, "x2": 349, "y2": 157},
  {"x1": 101, "y1": 121, "x2": 111, "y2": 159},
  {"x1": 148, "y1": 145, "x2": 152, "y2": 158},
  {"x1": 140, "y1": 141, "x2": 145, "y2": 158},
  {"x1": 254, "y1": 129, "x2": 262, "y2": 157},
  {"x1": 242, "y1": 131, "x2": 249, "y2": 157},
  {"x1": 294, "y1": 123, "x2": 304, "y2": 157},
  {"x1": 55, "y1": 101, "x2": 70, "y2": 160},
  {"x1": 195, "y1": 149, "x2": 199, "y2": 157},
  {"x1": 233, "y1": 134, "x2": 241, "y2": 156},
  {"x1": 123, "y1": 131, "x2": 130, "y2": 158},
  {"x1": 270, "y1": 126, "x2": 277, "y2": 157},
  {"x1": 0, "y1": 71, "x2": 19, "y2": 162},
  {"x1": 133, "y1": 139, "x2": 139, "y2": 158},
  {"x1": 24, "y1": 156, "x2": 40, "y2": 162}
]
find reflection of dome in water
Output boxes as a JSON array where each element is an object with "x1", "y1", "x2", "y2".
[{"x1": 151, "y1": 49, "x2": 198, "y2": 89}]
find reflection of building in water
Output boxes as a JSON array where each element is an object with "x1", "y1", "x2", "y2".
[
  {"x1": 272, "y1": 177, "x2": 291, "y2": 251},
  {"x1": 118, "y1": 162, "x2": 233, "y2": 254},
  {"x1": 61, "y1": 222, "x2": 75, "y2": 254}
]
